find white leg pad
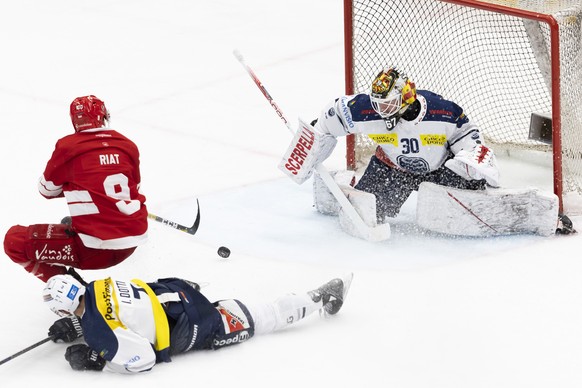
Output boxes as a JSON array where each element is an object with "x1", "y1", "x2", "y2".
[
  {"x1": 313, "y1": 170, "x2": 355, "y2": 215},
  {"x1": 338, "y1": 185, "x2": 379, "y2": 226},
  {"x1": 416, "y1": 182, "x2": 559, "y2": 236},
  {"x1": 338, "y1": 186, "x2": 391, "y2": 240},
  {"x1": 313, "y1": 170, "x2": 391, "y2": 241}
]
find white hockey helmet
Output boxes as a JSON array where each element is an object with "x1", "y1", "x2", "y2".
[
  {"x1": 369, "y1": 67, "x2": 416, "y2": 119},
  {"x1": 43, "y1": 275, "x2": 86, "y2": 317}
]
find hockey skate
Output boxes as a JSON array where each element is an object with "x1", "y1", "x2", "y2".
[
  {"x1": 309, "y1": 273, "x2": 353, "y2": 316},
  {"x1": 556, "y1": 214, "x2": 576, "y2": 235}
]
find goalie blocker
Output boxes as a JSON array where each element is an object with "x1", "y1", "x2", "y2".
[{"x1": 278, "y1": 120, "x2": 337, "y2": 185}]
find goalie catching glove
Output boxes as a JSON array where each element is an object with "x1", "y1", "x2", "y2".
[
  {"x1": 445, "y1": 144, "x2": 500, "y2": 187},
  {"x1": 278, "y1": 118, "x2": 337, "y2": 184}
]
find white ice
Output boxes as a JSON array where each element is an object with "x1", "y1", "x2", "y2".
[{"x1": 1, "y1": 1, "x2": 581, "y2": 387}]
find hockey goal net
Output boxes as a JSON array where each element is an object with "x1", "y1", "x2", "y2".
[{"x1": 344, "y1": 0, "x2": 582, "y2": 213}]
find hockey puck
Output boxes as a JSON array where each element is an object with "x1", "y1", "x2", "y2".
[{"x1": 217, "y1": 246, "x2": 231, "y2": 258}]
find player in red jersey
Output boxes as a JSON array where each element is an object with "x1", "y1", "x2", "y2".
[{"x1": 4, "y1": 95, "x2": 148, "y2": 282}]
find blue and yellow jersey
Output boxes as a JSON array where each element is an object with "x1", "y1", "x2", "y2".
[{"x1": 81, "y1": 278, "x2": 172, "y2": 373}]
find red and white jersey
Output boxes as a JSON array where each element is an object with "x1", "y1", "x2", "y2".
[{"x1": 38, "y1": 128, "x2": 148, "y2": 249}]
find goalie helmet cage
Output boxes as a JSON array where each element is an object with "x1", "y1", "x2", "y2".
[{"x1": 343, "y1": 0, "x2": 582, "y2": 214}]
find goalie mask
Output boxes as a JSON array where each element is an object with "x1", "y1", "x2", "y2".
[
  {"x1": 70, "y1": 95, "x2": 110, "y2": 132},
  {"x1": 43, "y1": 275, "x2": 86, "y2": 317},
  {"x1": 369, "y1": 67, "x2": 416, "y2": 119}
]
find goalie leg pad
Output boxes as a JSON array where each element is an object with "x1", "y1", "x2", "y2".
[
  {"x1": 313, "y1": 170, "x2": 356, "y2": 215},
  {"x1": 416, "y1": 182, "x2": 559, "y2": 236},
  {"x1": 313, "y1": 170, "x2": 391, "y2": 240},
  {"x1": 338, "y1": 186, "x2": 379, "y2": 228},
  {"x1": 313, "y1": 170, "x2": 378, "y2": 227}
]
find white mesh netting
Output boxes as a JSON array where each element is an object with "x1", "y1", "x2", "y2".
[{"x1": 346, "y1": 0, "x2": 582, "y2": 205}]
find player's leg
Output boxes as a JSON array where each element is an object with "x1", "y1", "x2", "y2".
[
  {"x1": 73, "y1": 243, "x2": 136, "y2": 270},
  {"x1": 246, "y1": 273, "x2": 353, "y2": 335},
  {"x1": 355, "y1": 156, "x2": 415, "y2": 220},
  {"x1": 4, "y1": 223, "x2": 137, "y2": 282},
  {"x1": 211, "y1": 299, "x2": 255, "y2": 349},
  {"x1": 4, "y1": 224, "x2": 75, "y2": 281}
]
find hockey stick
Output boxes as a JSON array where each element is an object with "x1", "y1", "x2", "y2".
[
  {"x1": 147, "y1": 198, "x2": 201, "y2": 235},
  {"x1": 0, "y1": 336, "x2": 54, "y2": 366},
  {"x1": 233, "y1": 50, "x2": 390, "y2": 241}
]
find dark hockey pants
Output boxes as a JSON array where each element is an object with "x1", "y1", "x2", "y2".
[{"x1": 354, "y1": 155, "x2": 486, "y2": 221}]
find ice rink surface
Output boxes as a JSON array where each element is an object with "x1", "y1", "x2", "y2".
[{"x1": 1, "y1": 2, "x2": 581, "y2": 387}]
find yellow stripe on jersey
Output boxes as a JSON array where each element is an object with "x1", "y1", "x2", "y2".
[
  {"x1": 367, "y1": 133, "x2": 398, "y2": 146},
  {"x1": 132, "y1": 279, "x2": 170, "y2": 352},
  {"x1": 94, "y1": 278, "x2": 126, "y2": 330},
  {"x1": 419, "y1": 134, "x2": 447, "y2": 146}
]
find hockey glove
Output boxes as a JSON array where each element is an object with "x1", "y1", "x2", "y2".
[
  {"x1": 445, "y1": 144, "x2": 500, "y2": 187},
  {"x1": 278, "y1": 118, "x2": 338, "y2": 185},
  {"x1": 65, "y1": 344, "x2": 106, "y2": 371},
  {"x1": 49, "y1": 316, "x2": 83, "y2": 343}
]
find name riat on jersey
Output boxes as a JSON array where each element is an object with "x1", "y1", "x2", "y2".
[{"x1": 100, "y1": 153, "x2": 120, "y2": 165}]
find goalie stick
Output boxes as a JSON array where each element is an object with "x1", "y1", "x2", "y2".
[
  {"x1": 233, "y1": 50, "x2": 390, "y2": 241},
  {"x1": 148, "y1": 198, "x2": 201, "y2": 235}
]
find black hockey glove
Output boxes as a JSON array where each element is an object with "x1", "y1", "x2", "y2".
[
  {"x1": 49, "y1": 316, "x2": 83, "y2": 343},
  {"x1": 65, "y1": 344, "x2": 106, "y2": 371}
]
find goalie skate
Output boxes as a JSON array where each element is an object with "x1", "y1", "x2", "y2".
[{"x1": 309, "y1": 273, "x2": 353, "y2": 316}]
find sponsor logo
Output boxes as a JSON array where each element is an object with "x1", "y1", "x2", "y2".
[
  {"x1": 327, "y1": 108, "x2": 335, "y2": 117},
  {"x1": 67, "y1": 285, "x2": 79, "y2": 301},
  {"x1": 124, "y1": 355, "x2": 141, "y2": 369},
  {"x1": 35, "y1": 244, "x2": 75, "y2": 262},
  {"x1": 368, "y1": 133, "x2": 398, "y2": 146},
  {"x1": 212, "y1": 330, "x2": 250, "y2": 347},
  {"x1": 102, "y1": 278, "x2": 115, "y2": 321},
  {"x1": 396, "y1": 156, "x2": 430, "y2": 173},
  {"x1": 419, "y1": 134, "x2": 446, "y2": 146},
  {"x1": 429, "y1": 109, "x2": 453, "y2": 117},
  {"x1": 217, "y1": 306, "x2": 247, "y2": 332},
  {"x1": 340, "y1": 97, "x2": 355, "y2": 128},
  {"x1": 185, "y1": 325, "x2": 199, "y2": 352},
  {"x1": 284, "y1": 125, "x2": 315, "y2": 176}
]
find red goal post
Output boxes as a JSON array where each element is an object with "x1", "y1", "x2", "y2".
[{"x1": 343, "y1": 0, "x2": 582, "y2": 214}]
